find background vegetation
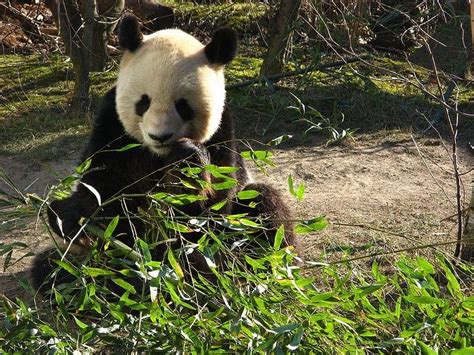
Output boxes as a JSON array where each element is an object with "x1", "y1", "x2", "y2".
[{"x1": 0, "y1": 0, "x2": 473, "y2": 352}]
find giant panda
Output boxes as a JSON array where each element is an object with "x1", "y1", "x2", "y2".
[{"x1": 31, "y1": 14, "x2": 296, "y2": 290}]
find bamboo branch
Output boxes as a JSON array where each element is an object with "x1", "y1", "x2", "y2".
[
  {"x1": 470, "y1": 0, "x2": 474, "y2": 51},
  {"x1": 460, "y1": 185, "x2": 474, "y2": 261}
]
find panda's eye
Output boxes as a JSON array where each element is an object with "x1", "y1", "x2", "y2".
[
  {"x1": 135, "y1": 94, "x2": 151, "y2": 116},
  {"x1": 175, "y1": 98, "x2": 194, "y2": 122}
]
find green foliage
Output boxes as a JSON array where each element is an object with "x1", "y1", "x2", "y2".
[
  {"x1": 288, "y1": 93, "x2": 357, "y2": 145},
  {"x1": 0, "y1": 152, "x2": 472, "y2": 352},
  {"x1": 173, "y1": 2, "x2": 268, "y2": 36},
  {"x1": 0, "y1": 55, "x2": 116, "y2": 158},
  {"x1": 288, "y1": 175, "x2": 305, "y2": 202},
  {"x1": 1, "y1": 242, "x2": 472, "y2": 352},
  {"x1": 0, "y1": 168, "x2": 42, "y2": 235},
  {"x1": 226, "y1": 56, "x2": 263, "y2": 82}
]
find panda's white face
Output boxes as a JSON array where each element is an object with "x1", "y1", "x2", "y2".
[{"x1": 116, "y1": 29, "x2": 226, "y2": 155}]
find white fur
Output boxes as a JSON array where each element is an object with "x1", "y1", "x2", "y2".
[{"x1": 116, "y1": 29, "x2": 227, "y2": 155}]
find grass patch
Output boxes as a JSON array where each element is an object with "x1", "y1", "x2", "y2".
[
  {"x1": 1, "y1": 50, "x2": 471, "y2": 159},
  {"x1": 0, "y1": 55, "x2": 117, "y2": 158},
  {"x1": 227, "y1": 55, "x2": 474, "y2": 143},
  {"x1": 173, "y1": 1, "x2": 268, "y2": 36},
  {"x1": 1, "y1": 51, "x2": 465, "y2": 159}
]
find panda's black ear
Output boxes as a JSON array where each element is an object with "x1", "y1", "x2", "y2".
[
  {"x1": 204, "y1": 27, "x2": 238, "y2": 65},
  {"x1": 118, "y1": 14, "x2": 143, "y2": 52}
]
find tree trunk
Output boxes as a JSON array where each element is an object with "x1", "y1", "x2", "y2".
[
  {"x1": 89, "y1": 19, "x2": 109, "y2": 72},
  {"x1": 89, "y1": 0, "x2": 124, "y2": 72},
  {"x1": 260, "y1": 0, "x2": 301, "y2": 77},
  {"x1": 47, "y1": 0, "x2": 123, "y2": 72},
  {"x1": 59, "y1": 0, "x2": 94, "y2": 111}
]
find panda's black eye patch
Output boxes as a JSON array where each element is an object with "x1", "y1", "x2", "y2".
[
  {"x1": 175, "y1": 98, "x2": 194, "y2": 122},
  {"x1": 135, "y1": 94, "x2": 151, "y2": 116}
]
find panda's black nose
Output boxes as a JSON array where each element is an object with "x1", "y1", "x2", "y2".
[{"x1": 149, "y1": 133, "x2": 173, "y2": 143}]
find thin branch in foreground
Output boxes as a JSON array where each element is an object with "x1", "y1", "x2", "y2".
[
  {"x1": 226, "y1": 54, "x2": 371, "y2": 89},
  {"x1": 304, "y1": 238, "x2": 471, "y2": 268},
  {"x1": 423, "y1": 40, "x2": 464, "y2": 258}
]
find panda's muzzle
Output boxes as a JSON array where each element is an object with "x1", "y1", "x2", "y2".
[{"x1": 148, "y1": 132, "x2": 173, "y2": 144}]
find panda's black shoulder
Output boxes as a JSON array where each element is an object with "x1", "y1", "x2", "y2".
[
  {"x1": 206, "y1": 106, "x2": 242, "y2": 169},
  {"x1": 81, "y1": 87, "x2": 135, "y2": 160},
  {"x1": 93, "y1": 87, "x2": 122, "y2": 135},
  {"x1": 207, "y1": 106, "x2": 235, "y2": 147}
]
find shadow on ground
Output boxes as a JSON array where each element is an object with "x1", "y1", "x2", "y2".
[{"x1": 228, "y1": 79, "x2": 465, "y2": 151}]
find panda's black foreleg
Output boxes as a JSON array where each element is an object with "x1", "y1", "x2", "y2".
[
  {"x1": 36, "y1": 189, "x2": 141, "y2": 292},
  {"x1": 30, "y1": 248, "x2": 80, "y2": 293},
  {"x1": 31, "y1": 193, "x2": 97, "y2": 292},
  {"x1": 47, "y1": 187, "x2": 102, "y2": 250},
  {"x1": 231, "y1": 182, "x2": 297, "y2": 248}
]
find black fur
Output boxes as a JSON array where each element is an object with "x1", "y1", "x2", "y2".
[
  {"x1": 32, "y1": 21, "x2": 294, "y2": 292},
  {"x1": 33, "y1": 88, "x2": 296, "y2": 289},
  {"x1": 175, "y1": 98, "x2": 194, "y2": 122},
  {"x1": 30, "y1": 249, "x2": 80, "y2": 292},
  {"x1": 135, "y1": 94, "x2": 150, "y2": 116},
  {"x1": 118, "y1": 14, "x2": 143, "y2": 52},
  {"x1": 204, "y1": 27, "x2": 238, "y2": 65}
]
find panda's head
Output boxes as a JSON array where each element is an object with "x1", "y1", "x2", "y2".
[{"x1": 116, "y1": 15, "x2": 237, "y2": 155}]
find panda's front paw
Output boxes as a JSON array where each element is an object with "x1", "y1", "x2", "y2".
[
  {"x1": 170, "y1": 138, "x2": 209, "y2": 165},
  {"x1": 163, "y1": 138, "x2": 212, "y2": 194},
  {"x1": 47, "y1": 199, "x2": 93, "y2": 248}
]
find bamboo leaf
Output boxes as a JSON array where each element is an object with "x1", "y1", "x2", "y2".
[
  {"x1": 210, "y1": 199, "x2": 228, "y2": 211},
  {"x1": 112, "y1": 278, "x2": 137, "y2": 294},
  {"x1": 295, "y1": 217, "x2": 328, "y2": 234},
  {"x1": 404, "y1": 295, "x2": 445, "y2": 305},
  {"x1": 274, "y1": 225, "x2": 285, "y2": 250},
  {"x1": 167, "y1": 249, "x2": 184, "y2": 280},
  {"x1": 114, "y1": 143, "x2": 141, "y2": 152},
  {"x1": 80, "y1": 182, "x2": 102, "y2": 206},
  {"x1": 73, "y1": 316, "x2": 88, "y2": 330},
  {"x1": 104, "y1": 215, "x2": 120, "y2": 240},
  {"x1": 54, "y1": 260, "x2": 80, "y2": 278},
  {"x1": 82, "y1": 267, "x2": 115, "y2": 277},
  {"x1": 267, "y1": 135, "x2": 292, "y2": 146},
  {"x1": 237, "y1": 189, "x2": 260, "y2": 200}
]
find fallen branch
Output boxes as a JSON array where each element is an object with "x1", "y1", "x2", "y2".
[
  {"x1": 226, "y1": 54, "x2": 371, "y2": 89},
  {"x1": 0, "y1": 3, "x2": 44, "y2": 42}
]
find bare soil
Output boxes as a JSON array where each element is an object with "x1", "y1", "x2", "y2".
[
  {"x1": 260, "y1": 134, "x2": 473, "y2": 262},
  {"x1": 0, "y1": 154, "x2": 78, "y2": 298},
  {"x1": 1, "y1": 131, "x2": 472, "y2": 298}
]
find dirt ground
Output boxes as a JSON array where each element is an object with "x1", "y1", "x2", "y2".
[
  {"x1": 1, "y1": 131, "x2": 472, "y2": 298},
  {"x1": 264, "y1": 134, "x2": 473, "y2": 260}
]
